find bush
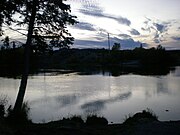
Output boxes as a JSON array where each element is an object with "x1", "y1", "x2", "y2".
[
  {"x1": 0, "y1": 95, "x2": 8, "y2": 119},
  {"x1": 70, "y1": 115, "x2": 84, "y2": 125},
  {"x1": 124, "y1": 109, "x2": 158, "y2": 124},
  {"x1": 0, "y1": 105, "x2": 5, "y2": 118},
  {"x1": 86, "y1": 115, "x2": 108, "y2": 126},
  {"x1": 54, "y1": 115, "x2": 84, "y2": 127},
  {"x1": 6, "y1": 102, "x2": 31, "y2": 124}
]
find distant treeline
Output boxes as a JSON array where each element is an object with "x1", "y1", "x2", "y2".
[
  {"x1": 0, "y1": 48, "x2": 37, "y2": 77},
  {"x1": 37, "y1": 47, "x2": 180, "y2": 68},
  {"x1": 0, "y1": 47, "x2": 180, "y2": 77}
]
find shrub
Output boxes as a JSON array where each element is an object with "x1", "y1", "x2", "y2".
[
  {"x1": 86, "y1": 115, "x2": 108, "y2": 126},
  {"x1": 6, "y1": 102, "x2": 31, "y2": 124},
  {"x1": 0, "y1": 105, "x2": 5, "y2": 118},
  {"x1": 124, "y1": 109, "x2": 158, "y2": 124},
  {"x1": 70, "y1": 115, "x2": 84, "y2": 125},
  {"x1": 0, "y1": 95, "x2": 8, "y2": 119}
]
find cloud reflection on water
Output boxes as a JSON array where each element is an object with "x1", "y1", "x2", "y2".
[{"x1": 81, "y1": 92, "x2": 132, "y2": 113}]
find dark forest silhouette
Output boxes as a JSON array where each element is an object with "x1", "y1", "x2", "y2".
[{"x1": 0, "y1": 45, "x2": 180, "y2": 77}]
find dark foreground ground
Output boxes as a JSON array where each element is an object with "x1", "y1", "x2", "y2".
[{"x1": 1, "y1": 117, "x2": 180, "y2": 135}]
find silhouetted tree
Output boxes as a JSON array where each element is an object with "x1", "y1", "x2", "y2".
[
  {"x1": 31, "y1": 33, "x2": 49, "y2": 54},
  {"x1": 12, "y1": 41, "x2": 16, "y2": 49},
  {"x1": 2, "y1": 36, "x2": 10, "y2": 49},
  {"x1": 140, "y1": 43, "x2": 143, "y2": 49},
  {"x1": 0, "y1": 45, "x2": 5, "y2": 50},
  {"x1": 112, "y1": 42, "x2": 121, "y2": 51},
  {"x1": 156, "y1": 44, "x2": 165, "y2": 50},
  {"x1": 0, "y1": 0, "x2": 77, "y2": 113}
]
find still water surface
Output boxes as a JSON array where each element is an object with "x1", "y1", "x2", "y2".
[{"x1": 0, "y1": 67, "x2": 180, "y2": 123}]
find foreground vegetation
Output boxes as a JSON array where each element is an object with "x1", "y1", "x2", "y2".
[
  {"x1": 0, "y1": 99, "x2": 179, "y2": 135},
  {"x1": 0, "y1": 104, "x2": 180, "y2": 135}
]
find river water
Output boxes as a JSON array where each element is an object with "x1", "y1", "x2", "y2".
[{"x1": 0, "y1": 67, "x2": 180, "y2": 123}]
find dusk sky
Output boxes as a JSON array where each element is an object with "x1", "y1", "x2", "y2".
[
  {"x1": 2, "y1": 0, "x2": 180, "y2": 50},
  {"x1": 67, "y1": 0, "x2": 180, "y2": 49}
]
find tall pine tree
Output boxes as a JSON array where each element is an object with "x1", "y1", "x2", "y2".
[{"x1": 0, "y1": 0, "x2": 77, "y2": 113}]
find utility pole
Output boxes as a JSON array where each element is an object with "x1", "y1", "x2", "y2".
[{"x1": 107, "y1": 33, "x2": 110, "y2": 51}]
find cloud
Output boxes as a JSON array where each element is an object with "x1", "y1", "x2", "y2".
[
  {"x1": 129, "y1": 28, "x2": 140, "y2": 35},
  {"x1": 141, "y1": 27, "x2": 146, "y2": 31},
  {"x1": 79, "y1": 4, "x2": 104, "y2": 17},
  {"x1": 79, "y1": 4, "x2": 131, "y2": 26},
  {"x1": 110, "y1": 35, "x2": 148, "y2": 49},
  {"x1": 142, "y1": 18, "x2": 169, "y2": 32},
  {"x1": 74, "y1": 35, "x2": 147, "y2": 49},
  {"x1": 172, "y1": 36, "x2": 180, "y2": 41},
  {"x1": 153, "y1": 23, "x2": 167, "y2": 33},
  {"x1": 153, "y1": 22, "x2": 169, "y2": 43},
  {"x1": 118, "y1": 34, "x2": 131, "y2": 39},
  {"x1": 108, "y1": 16, "x2": 131, "y2": 26},
  {"x1": 154, "y1": 39, "x2": 161, "y2": 44},
  {"x1": 142, "y1": 18, "x2": 170, "y2": 44},
  {"x1": 73, "y1": 22, "x2": 96, "y2": 31}
]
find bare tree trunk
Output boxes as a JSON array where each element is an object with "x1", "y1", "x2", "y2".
[{"x1": 13, "y1": 0, "x2": 38, "y2": 113}]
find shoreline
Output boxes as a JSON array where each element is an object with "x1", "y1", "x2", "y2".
[
  {"x1": 1, "y1": 119, "x2": 180, "y2": 135},
  {"x1": 1, "y1": 111, "x2": 180, "y2": 135}
]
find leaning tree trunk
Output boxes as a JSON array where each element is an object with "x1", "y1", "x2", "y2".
[{"x1": 13, "y1": 0, "x2": 38, "y2": 113}]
